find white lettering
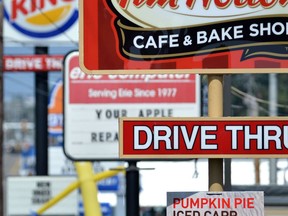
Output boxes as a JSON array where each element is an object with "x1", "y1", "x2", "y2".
[
  {"x1": 201, "y1": 126, "x2": 217, "y2": 150},
  {"x1": 134, "y1": 126, "x2": 152, "y2": 149},
  {"x1": 226, "y1": 125, "x2": 243, "y2": 149},
  {"x1": 244, "y1": 126, "x2": 262, "y2": 150}
]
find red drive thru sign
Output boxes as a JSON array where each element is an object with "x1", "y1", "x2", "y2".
[
  {"x1": 64, "y1": 51, "x2": 200, "y2": 160},
  {"x1": 120, "y1": 117, "x2": 288, "y2": 159},
  {"x1": 80, "y1": 0, "x2": 288, "y2": 74},
  {"x1": 4, "y1": 55, "x2": 63, "y2": 72}
]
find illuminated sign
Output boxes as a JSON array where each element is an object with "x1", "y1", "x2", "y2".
[{"x1": 80, "y1": 0, "x2": 288, "y2": 74}]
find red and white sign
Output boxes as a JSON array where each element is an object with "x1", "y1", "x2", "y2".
[
  {"x1": 4, "y1": 55, "x2": 64, "y2": 72},
  {"x1": 64, "y1": 51, "x2": 200, "y2": 160},
  {"x1": 4, "y1": 0, "x2": 78, "y2": 43},
  {"x1": 80, "y1": 0, "x2": 288, "y2": 74},
  {"x1": 167, "y1": 192, "x2": 264, "y2": 216},
  {"x1": 120, "y1": 117, "x2": 288, "y2": 159}
]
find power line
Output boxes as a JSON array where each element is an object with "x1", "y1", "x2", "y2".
[{"x1": 231, "y1": 86, "x2": 288, "y2": 109}]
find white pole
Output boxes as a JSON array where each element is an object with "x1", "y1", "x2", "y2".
[{"x1": 269, "y1": 73, "x2": 277, "y2": 185}]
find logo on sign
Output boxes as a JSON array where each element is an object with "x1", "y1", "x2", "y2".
[{"x1": 4, "y1": 0, "x2": 78, "y2": 38}]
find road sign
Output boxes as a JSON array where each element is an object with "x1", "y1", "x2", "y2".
[
  {"x1": 79, "y1": 0, "x2": 288, "y2": 74},
  {"x1": 119, "y1": 117, "x2": 288, "y2": 159},
  {"x1": 167, "y1": 191, "x2": 264, "y2": 216},
  {"x1": 63, "y1": 51, "x2": 200, "y2": 160}
]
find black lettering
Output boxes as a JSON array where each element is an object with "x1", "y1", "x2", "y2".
[
  {"x1": 91, "y1": 132, "x2": 97, "y2": 142},
  {"x1": 115, "y1": 132, "x2": 119, "y2": 141},
  {"x1": 37, "y1": 182, "x2": 50, "y2": 187},
  {"x1": 106, "y1": 110, "x2": 112, "y2": 118},
  {"x1": 95, "y1": 109, "x2": 102, "y2": 119},
  {"x1": 91, "y1": 132, "x2": 118, "y2": 142},
  {"x1": 204, "y1": 211, "x2": 211, "y2": 216},
  {"x1": 139, "y1": 110, "x2": 145, "y2": 117}
]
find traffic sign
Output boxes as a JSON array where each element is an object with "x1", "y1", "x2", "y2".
[
  {"x1": 119, "y1": 117, "x2": 288, "y2": 159},
  {"x1": 79, "y1": 0, "x2": 288, "y2": 74}
]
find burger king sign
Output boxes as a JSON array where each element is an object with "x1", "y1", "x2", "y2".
[{"x1": 4, "y1": 0, "x2": 78, "y2": 43}]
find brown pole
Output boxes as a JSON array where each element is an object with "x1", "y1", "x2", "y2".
[{"x1": 208, "y1": 75, "x2": 224, "y2": 191}]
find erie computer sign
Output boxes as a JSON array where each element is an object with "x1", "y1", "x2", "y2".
[{"x1": 63, "y1": 51, "x2": 200, "y2": 160}]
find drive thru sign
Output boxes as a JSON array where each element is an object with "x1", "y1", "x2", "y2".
[{"x1": 119, "y1": 117, "x2": 288, "y2": 159}]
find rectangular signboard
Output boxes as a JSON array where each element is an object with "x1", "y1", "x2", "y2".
[
  {"x1": 167, "y1": 191, "x2": 264, "y2": 216},
  {"x1": 119, "y1": 117, "x2": 288, "y2": 159},
  {"x1": 64, "y1": 51, "x2": 200, "y2": 160},
  {"x1": 4, "y1": 55, "x2": 64, "y2": 72},
  {"x1": 7, "y1": 176, "x2": 78, "y2": 216},
  {"x1": 79, "y1": 0, "x2": 288, "y2": 74}
]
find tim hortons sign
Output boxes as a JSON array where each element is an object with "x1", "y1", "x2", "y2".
[
  {"x1": 119, "y1": 117, "x2": 288, "y2": 159},
  {"x1": 79, "y1": 0, "x2": 288, "y2": 74}
]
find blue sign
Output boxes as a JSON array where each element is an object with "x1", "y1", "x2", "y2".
[
  {"x1": 79, "y1": 202, "x2": 112, "y2": 216},
  {"x1": 98, "y1": 176, "x2": 119, "y2": 192}
]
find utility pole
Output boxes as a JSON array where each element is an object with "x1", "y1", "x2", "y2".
[
  {"x1": 244, "y1": 75, "x2": 260, "y2": 184},
  {"x1": 269, "y1": 73, "x2": 278, "y2": 184},
  {"x1": 35, "y1": 46, "x2": 49, "y2": 175},
  {"x1": 0, "y1": 0, "x2": 4, "y2": 215}
]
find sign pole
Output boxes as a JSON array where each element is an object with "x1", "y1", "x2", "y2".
[
  {"x1": 126, "y1": 161, "x2": 140, "y2": 216},
  {"x1": 35, "y1": 46, "x2": 48, "y2": 175},
  {"x1": 208, "y1": 75, "x2": 224, "y2": 191}
]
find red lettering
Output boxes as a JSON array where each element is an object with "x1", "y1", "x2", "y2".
[
  {"x1": 12, "y1": 0, "x2": 28, "y2": 20},
  {"x1": 234, "y1": 198, "x2": 242, "y2": 208},
  {"x1": 118, "y1": 0, "x2": 129, "y2": 8},
  {"x1": 118, "y1": 0, "x2": 178, "y2": 9},
  {"x1": 214, "y1": 0, "x2": 232, "y2": 7},
  {"x1": 31, "y1": 0, "x2": 37, "y2": 13},
  {"x1": 279, "y1": 0, "x2": 288, "y2": 6},
  {"x1": 234, "y1": 0, "x2": 248, "y2": 7},
  {"x1": 202, "y1": 0, "x2": 211, "y2": 8},
  {"x1": 186, "y1": 0, "x2": 196, "y2": 8},
  {"x1": 147, "y1": 0, "x2": 178, "y2": 7},
  {"x1": 209, "y1": 198, "x2": 217, "y2": 208},
  {"x1": 257, "y1": 0, "x2": 277, "y2": 7},
  {"x1": 11, "y1": 0, "x2": 58, "y2": 20},
  {"x1": 173, "y1": 198, "x2": 181, "y2": 208},
  {"x1": 247, "y1": 198, "x2": 254, "y2": 208},
  {"x1": 201, "y1": 198, "x2": 208, "y2": 208},
  {"x1": 118, "y1": 0, "x2": 288, "y2": 10}
]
